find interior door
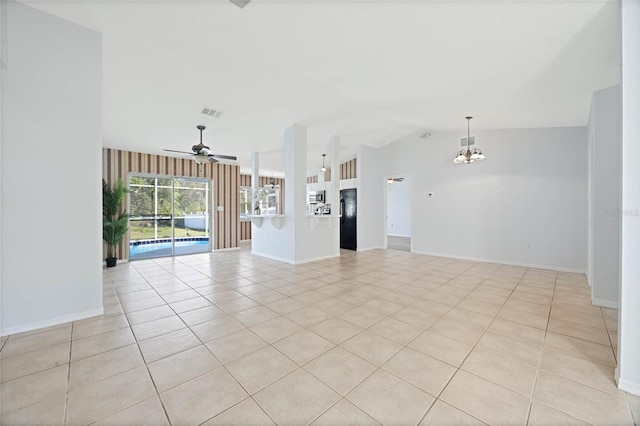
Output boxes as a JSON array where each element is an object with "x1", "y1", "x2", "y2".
[{"x1": 340, "y1": 188, "x2": 357, "y2": 250}]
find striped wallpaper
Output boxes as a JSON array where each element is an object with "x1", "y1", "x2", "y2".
[
  {"x1": 340, "y1": 158, "x2": 357, "y2": 180},
  {"x1": 239, "y1": 174, "x2": 286, "y2": 241},
  {"x1": 240, "y1": 174, "x2": 251, "y2": 241},
  {"x1": 102, "y1": 148, "x2": 240, "y2": 259}
]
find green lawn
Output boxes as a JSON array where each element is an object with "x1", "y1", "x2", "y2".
[{"x1": 130, "y1": 224, "x2": 207, "y2": 241}]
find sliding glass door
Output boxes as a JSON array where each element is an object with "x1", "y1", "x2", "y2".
[{"x1": 129, "y1": 175, "x2": 211, "y2": 260}]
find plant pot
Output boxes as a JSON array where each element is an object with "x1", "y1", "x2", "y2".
[{"x1": 105, "y1": 257, "x2": 118, "y2": 267}]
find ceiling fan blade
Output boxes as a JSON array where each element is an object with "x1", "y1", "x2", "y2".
[
  {"x1": 164, "y1": 149, "x2": 195, "y2": 155},
  {"x1": 209, "y1": 154, "x2": 237, "y2": 161}
]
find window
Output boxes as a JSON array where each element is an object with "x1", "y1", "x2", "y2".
[
  {"x1": 129, "y1": 174, "x2": 211, "y2": 259},
  {"x1": 240, "y1": 186, "x2": 252, "y2": 221}
]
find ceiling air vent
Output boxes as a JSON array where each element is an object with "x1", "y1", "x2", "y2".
[
  {"x1": 202, "y1": 108, "x2": 222, "y2": 118},
  {"x1": 460, "y1": 135, "x2": 476, "y2": 147}
]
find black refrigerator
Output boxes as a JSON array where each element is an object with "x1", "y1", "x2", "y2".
[{"x1": 340, "y1": 189, "x2": 357, "y2": 250}]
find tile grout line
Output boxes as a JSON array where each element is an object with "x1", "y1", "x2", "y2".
[
  {"x1": 134, "y1": 258, "x2": 283, "y2": 426},
  {"x1": 414, "y1": 267, "x2": 530, "y2": 425},
  {"x1": 128, "y1": 256, "x2": 261, "y2": 425},
  {"x1": 105, "y1": 273, "x2": 174, "y2": 426},
  {"x1": 524, "y1": 270, "x2": 558, "y2": 426},
  {"x1": 63, "y1": 322, "x2": 73, "y2": 426},
  {"x1": 600, "y1": 305, "x2": 618, "y2": 364}
]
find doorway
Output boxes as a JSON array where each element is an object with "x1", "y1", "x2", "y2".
[
  {"x1": 386, "y1": 176, "x2": 412, "y2": 252},
  {"x1": 128, "y1": 175, "x2": 211, "y2": 260}
]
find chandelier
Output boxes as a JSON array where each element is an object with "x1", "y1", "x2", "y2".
[{"x1": 453, "y1": 116, "x2": 486, "y2": 164}]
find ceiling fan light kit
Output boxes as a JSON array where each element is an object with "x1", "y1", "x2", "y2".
[
  {"x1": 453, "y1": 116, "x2": 486, "y2": 164},
  {"x1": 193, "y1": 155, "x2": 211, "y2": 165}
]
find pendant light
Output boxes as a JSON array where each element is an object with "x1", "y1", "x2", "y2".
[
  {"x1": 453, "y1": 116, "x2": 486, "y2": 164},
  {"x1": 320, "y1": 154, "x2": 327, "y2": 172}
]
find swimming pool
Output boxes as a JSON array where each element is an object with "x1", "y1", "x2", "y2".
[{"x1": 129, "y1": 239, "x2": 210, "y2": 260}]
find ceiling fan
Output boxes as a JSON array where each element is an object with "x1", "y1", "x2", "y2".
[
  {"x1": 164, "y1": 125, "x2": 237, "y2": 165},
  {"x1": 387, "y1": 177, "x2": 405, "y2": 184}
]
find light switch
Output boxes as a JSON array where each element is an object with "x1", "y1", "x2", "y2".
[{"x1": 217, "y1": 206, "x2": 224, "y2": 212}]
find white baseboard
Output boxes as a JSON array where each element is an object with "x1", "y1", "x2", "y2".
[
  {"x1": 251, "y1": 250, "x2": 294, "y2": 264},
  {"x1": 294, "y1": 253, "x2": 341, "y2": 265},
  {"x1": 1, "y1": 307, "x2": 104, "y2": 337},
  {"x1": 617, "y1": 377, "x2": 640, "y2": 396},
  {"x1": 356, "y1": 246, "x2": 384, "y2": 252},
  {"x1": 410, "y1": 250, "x2": 587, "y2": 274},
  {"x1": 591, "y1": 298, "x2": 619, "y2": 309},
  {"x1": 251, "y1": 250, "x2": 340, "y2": 265}
]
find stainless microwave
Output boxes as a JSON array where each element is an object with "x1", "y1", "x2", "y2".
[{"x1": 308, "y1": 190, "x2": 325, "y2": 204}]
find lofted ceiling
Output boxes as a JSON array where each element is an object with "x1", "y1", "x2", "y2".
[{"x1": 26, "y1": 0, "x2": 619, "y2": 176}]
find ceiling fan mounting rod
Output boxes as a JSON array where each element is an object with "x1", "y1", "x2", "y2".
[
  {"x1": 466, "y1": 116, "x2": 472, "y2": 150},
  {"x1": 197, "y1": 125, "x2": 206, "y2": 145}
]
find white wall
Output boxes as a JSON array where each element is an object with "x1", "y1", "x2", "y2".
[
  {"x1": 340, "y1": 178, "x2": 358, "y2": 190},
  {"x1": 359, "y1": 126, "x2": 588, "y2": 271},
  {"x1": 617, "y1": 0, "x2": 640, "y2": 396},
  {"x1": 588, "y1": 85, "x2": 621, "y2": 308},
  {"x1": 357, "y1": 145, "x2": 386, "y2": 251},
  {"x1": 387, "y1": 177, "x2": 412, "y2": 237},
  {"x1": 1, "y1": 2, "x2": 103, "y2": 335}
]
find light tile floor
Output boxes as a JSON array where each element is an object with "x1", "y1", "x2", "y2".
[{"x1": 1, "y1": 245, "x2": 637, "y2": 425}]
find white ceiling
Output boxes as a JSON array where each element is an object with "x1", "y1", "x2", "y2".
[{"x1": 27, "y1": 0, "x2": 619, "y2": 176}]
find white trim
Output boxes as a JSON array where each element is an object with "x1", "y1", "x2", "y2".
[
  {"x1": 251, "y1": 250, "x2": 293, "y2": 264},
  {"x1": 617, "y1": 377, "x2": 640, "y2": 396},
  {"x1": 294, "y1": 253, "x2": 340, "y2": 265},
  {"x1": 240, "y1": 239, "x2": 252, "y2": 242},
  {"x1": 591, "y1": 298, "x2": 619, "y2": 309},
  {"x1": 411, "y1": 250, "x2": 587, "y2": 274},
  {"x1": 357, "y1": 246, "x2": 384, "y2": 252},
  {"x1": 251, "y1": 251, "x2": 340, "y2": 265},
  {"x1": 213, "y1": 247, "x2": 240, "y2": 252},
  {"x1": 0, "y1": 307, "x2": 104, "y2": 337}
]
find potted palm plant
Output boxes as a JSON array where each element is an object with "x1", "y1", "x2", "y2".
[{"x1": 103, "y1": 178, "x2": 130, "y2": 267}]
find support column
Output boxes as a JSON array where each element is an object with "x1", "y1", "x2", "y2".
[
  {"x1": 617, "y1": 0, "x2": 640, "y2": 396},
  {"x1": 251, "y1": 152, "x2": 259, "y2": 214},
  {"x1": 329, "y1": 136, "x2": 340, "y2": 214},
  {"x1": 284, "y1": 124, "x2": 308, "y2": 262}
]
